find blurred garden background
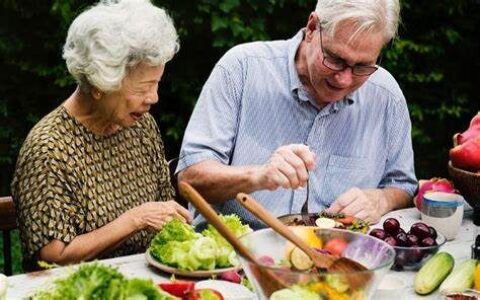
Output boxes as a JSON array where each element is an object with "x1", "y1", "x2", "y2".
[{"x1": 1, "y1": 0, "x2": 479, "y2": 274}]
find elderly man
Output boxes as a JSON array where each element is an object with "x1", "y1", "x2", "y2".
[{"x1": 177, "y1": 0, "x2": 417, "y2": 229}]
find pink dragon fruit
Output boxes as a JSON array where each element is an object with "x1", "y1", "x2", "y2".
[{"x1": 414, "y1": 178, "x2": 456, "y2": 210}]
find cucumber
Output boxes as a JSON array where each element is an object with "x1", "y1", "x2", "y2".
[
  {"x1": 414, "y1": 252, "x2": 454, "y2": 295},
  {"x1": 289, "y1": 247, "x2": 314, "y2": 271},
  {"x1": 439, "y1": 259, "x2": 476, "y2": 295}
]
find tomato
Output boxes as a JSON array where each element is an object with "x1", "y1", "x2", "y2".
[
  {"x1": 336, "y1": 215, "x2": 355, "y2": 225},
  {"x1": 185, "y1": 288, "x2": 224, "y2": 300},
  {"x1": 158, "y1": 280, "x2": 195, "y2": 297},
  {"x1": 324, "y1": 238, "x2": 348, "y2": 256}
]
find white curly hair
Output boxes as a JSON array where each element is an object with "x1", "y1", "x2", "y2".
[
  {"x1": 315, "y1": 0, "x2": 400, "y2": 43},
  {"x1": 63, "y1": 0, "x2": 179, "y2": 93}
]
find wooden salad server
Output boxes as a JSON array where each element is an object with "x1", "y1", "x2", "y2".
[
  {"x1": 178, "y1": 181, "x2": 287, "y2": 296},
  {"x1": 236, "y1": 192, "x2": 372, "y2": 288}
]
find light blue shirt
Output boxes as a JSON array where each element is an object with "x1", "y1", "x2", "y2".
[{"x1": 177, "y1": 30, "x2": 417, "y2": 229}]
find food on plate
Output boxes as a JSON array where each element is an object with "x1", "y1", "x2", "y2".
[
  {"x1": 158, "y1": 280, "x2": 195, "y2": 298},
  {"x1": 149, "y1": 215, "x2": 251, "y2": 271},
  {"x1": 315, "y1": 217, "x2": 336, "y2": 229},
  {"x1": 30, "y1": 262, "x2": 176, "y2": 299},
  {"x1": 184, "y1": 289, "x2": 223, "y2": 300},
  {"x1": 413, "y1": 178, "x2": 456, "y2": 209},
  {"x1": 439, "y1": 259, "x2": 476, "y2": 295},
  {"x1": 282, "y1": 211, "x2": 369, "y2": 233},
  {"x1": 414, "y1": 252, "x2": 454, "y2": 295},
  {"x1": 217, "y1": 270, "x2": 242, "y2": 284}
]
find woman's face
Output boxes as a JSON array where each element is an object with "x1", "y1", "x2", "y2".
[{"x1": 100, "y1": 62, "x2": 165, "y2": 127}]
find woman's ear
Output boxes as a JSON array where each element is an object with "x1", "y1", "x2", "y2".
[
  {"x1": 91, "y1": 87, "x2": 103, "y2": 100},
  {"x1": 305, "y1": 12, "x2": 319, "y2": 42}
]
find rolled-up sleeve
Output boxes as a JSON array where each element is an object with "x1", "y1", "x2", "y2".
[
  {"x1": 177, "y1": 49, "x2": 244, "y2": 173},
  {"x1": 379, "y1": 96, "x2": 418, "y2": 196}
]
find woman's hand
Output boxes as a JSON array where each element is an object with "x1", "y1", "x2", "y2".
[{"x1": 127, "y1": 200, "x2": 192, "y2": 231}]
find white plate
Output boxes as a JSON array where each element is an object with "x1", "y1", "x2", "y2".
[
  {"x1": 196, "y1": 280, "x2": 256, "y2": 300},
  {"x1": 145, "y1": 251, "x2": 240, "y2": 278}
]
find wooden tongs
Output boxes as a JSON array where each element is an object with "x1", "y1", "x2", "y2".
[{"x1": 236, "y1": 192, "x2": 372, "y2": 288}]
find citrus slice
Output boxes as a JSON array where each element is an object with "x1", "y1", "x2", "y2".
[
  {"x1": 289, "y1": 247, "x2": 314, "y2": 271},
  {"x1": 284, "y1": 226, "x2": 323, "y2": 257}
]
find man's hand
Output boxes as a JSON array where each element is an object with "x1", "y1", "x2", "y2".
[
  {"x1": 326, "y1": 188, "x2": 388, "y2": 224},
  {"x1": 254, "y1": 144, "x2": 316, "y2": 191},
  {"x1": 327, "y1": 187, "x2": 412, "y2": 224}
]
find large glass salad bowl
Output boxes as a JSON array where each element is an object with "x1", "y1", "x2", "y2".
[{"x1": 238, "y1": 227, "x2": 395, "y2": 299}]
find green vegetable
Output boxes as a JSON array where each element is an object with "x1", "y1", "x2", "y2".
[
  {"x1": 326, "y1": 274, "x2": 349, "y2": 293},
  {"x1": 270, "y1": 285, "x2": 320, "y2": 300},
  {"x1": 151, "y1": 219, "x2": 198, "y2": 246},
  {"x1": 149, "y1": 214, "x2": 251, "y2": 271},
  {"x1": 439, "y1": 259, "x2": 476, "y2": 295},
  {"x1": 202, "y1": 214, "x2": 252, "y2": 267},
  {"x1": 414, "y1": 252, "x2": 454, "y2": 295},
  {"x1": 30, "y1": 262, "x2": 177, "y2": 300}
]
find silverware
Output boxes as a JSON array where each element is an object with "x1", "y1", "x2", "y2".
[{"x1": 300, "y1": 171, "x2": 314, "y2": 226}]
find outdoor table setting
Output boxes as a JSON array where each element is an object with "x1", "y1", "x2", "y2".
[{"x1": 4, "y1": 203, "x2": 477, "y2": 300}]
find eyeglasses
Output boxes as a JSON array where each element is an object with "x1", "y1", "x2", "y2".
[{"x1": 318, "y1": 26, "x2": 379, "y2": 76}]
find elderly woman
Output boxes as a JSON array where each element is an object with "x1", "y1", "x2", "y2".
[{"x1": 11, "y1": 0, "x2": 191, "y2": 271}]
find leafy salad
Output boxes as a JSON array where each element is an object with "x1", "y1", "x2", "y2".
[
  {"x1": 149, "y1": 215, "x2": 251, "y2": 271},
  {"x1": 30, "y1": 263, "x2": 176, "y2": 300}
]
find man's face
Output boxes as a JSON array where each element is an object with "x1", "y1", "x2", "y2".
[{"x1": 304, "y1": 16, "x2": 385, "y2": 107}]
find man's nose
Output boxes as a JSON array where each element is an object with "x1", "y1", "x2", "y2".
[{"x1": 334, "y1": 67, "x2": 354, "y2": 87}]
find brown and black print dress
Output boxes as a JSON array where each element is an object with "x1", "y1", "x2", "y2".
[{"x1": 11, "y1": 106, "x2": 174, "y2": 270}]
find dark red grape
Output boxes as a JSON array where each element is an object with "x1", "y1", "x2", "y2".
[
  {"x1": 383, "y1": 218, "x2": 400, "y2": 235},
  {"x1": 395, "y1": 232, "x2": 408, "y2": 246},
  {"x1": 384, "y1": 236, "x2": 397, "y2": 247},
  {"x1": 410, "y1": 222, "x2": 431, "y2": 239},
  {"x1": 406, "y1": 234, "x2": 419, "y2": 246},
  {"x1": 428, "y1": 226, "x2": 437, "y2": 240},
  {"x1": 420, "y1": 237, "x2": 436, "y2": 247},
  {"x1": 410, "y1": 247, "x2": 425, "y2": 263},
  {"x1": 394, "y1": 249, "x2": 408, "y2": 266},
  {"x1": 369, "y1": 228, "x2": 387, "y2": 240}
]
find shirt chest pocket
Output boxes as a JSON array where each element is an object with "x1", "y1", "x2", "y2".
[{"x1": 321, "y1": 155, "x2": 374, "y2": 203}]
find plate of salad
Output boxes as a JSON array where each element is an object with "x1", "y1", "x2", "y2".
[{"x1": 147, "y1": 215, "x2": 251, "y2": 278}]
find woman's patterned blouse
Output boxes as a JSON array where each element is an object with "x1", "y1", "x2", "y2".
[{"x1": 11, "y1": 106, "x2": 174, "y2": 269}]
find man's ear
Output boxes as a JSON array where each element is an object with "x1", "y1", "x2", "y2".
[
  {"x1": 305, "y1": 12, "x2": 319, "y2": 42},
  {"x1": 91, "y1": 87, "x2": 103, "y2": 100}
]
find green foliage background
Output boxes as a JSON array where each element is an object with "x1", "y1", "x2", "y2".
[{"x1": 0, "y1": 0, "x2": 479, "y2": 274}]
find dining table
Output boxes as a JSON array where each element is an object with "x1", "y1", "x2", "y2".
[{"x1": 5, "y1": 206, "x2": 476, "y2": 299}]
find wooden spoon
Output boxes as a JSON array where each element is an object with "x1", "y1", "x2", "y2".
[
  {"x1": 178, "y1": 181, "x2": 287, "y2": 296},
  {"x1": 236, "y1": 193, "x2": 372, "y2": 288}
]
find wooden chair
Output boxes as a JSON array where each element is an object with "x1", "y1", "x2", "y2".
[
  {"x1": 167, "y1": 158, "x2": 188, "y2": 208},
  {"x1": 0, "y1": 196, "x2": 17, "y2": 275}
]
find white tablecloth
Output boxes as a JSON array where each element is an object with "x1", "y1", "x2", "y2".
[{"x1": 6, "y1": 207, "x2": 475, "y2": 299}]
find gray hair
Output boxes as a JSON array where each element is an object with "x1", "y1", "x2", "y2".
[
  {"x1": 315, "y1": 0, "x2": 400, "y2": 43},
  {"x1": 63, "y1": 0, "x2": 179, "y2": 93}
]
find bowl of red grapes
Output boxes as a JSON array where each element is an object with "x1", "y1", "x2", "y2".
[{"x1": 369, "y1": 218, "x2": 446, "y2": 271}]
